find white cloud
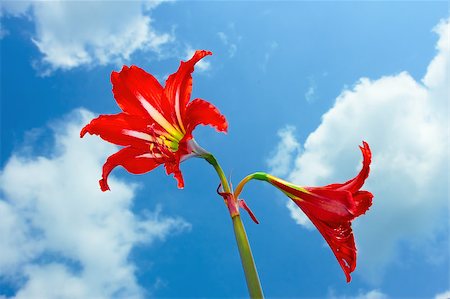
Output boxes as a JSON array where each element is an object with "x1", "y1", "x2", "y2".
[
  {"x1": 261, "y1": 41, "x2": 279, "y2": 72},
  {"x1": 305, "y1": 85, "x2": 316, "y2": 103},
  {"x1": 0, "y1": 1, "x2": 32, "y2": 17},
  {"x1": 217, "y1": 31, "x2": 237, "y2": 58},
  {"x1": 217, "y1": 32, "x2": 228, "y2": 44},
  {"x1": 185, "y1": 46, "x2": 211, "y2": 72},
  {"x1": 267, "y1": 126, "x2": 300, "y2": 177},
  {"x1": 435, "y1": 290, "x2": 450, "y2": 299},
  {"x1": 356, "y1": 290, "x2": 388, "y2": 299},
  {"x1": 0, "y1": 109, "x2": 190, "y2": 298},
  {"x1": 329, "y1": 289, "x2": 388, "y2": 299},
  {"x1": 268, "y1": 18, "x2": 449, "y2": 283},
  {"x1": 1, "y1": 1, "x2": 173, "y2": 74},
  {"x1": 305, "y1": 76, "x2": 317, "y2": 103}
]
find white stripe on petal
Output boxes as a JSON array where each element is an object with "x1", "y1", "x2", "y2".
[
  {"x1": 136, "y1": 153, "x2": 164, "y2": 159},
  {"x1": 175, "y1": 89, "x2": 186, "y2": 133},
  {"x1": 136, "y1": 92, "x2": 183, "y2": 140},
  {"x1": 122, "y1": 129, "x2": 154, "y2": 142}
]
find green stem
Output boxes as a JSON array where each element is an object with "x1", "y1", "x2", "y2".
[
  {"x1": 234, "y1": 172, "x2": 268, "y2": 199},
  {"x1": 232, "y1": 215, "x2": 264, "y2": 298},
  {"x1": 203, "y1": 154, "x2": 264, "y2": 298},
  {"x1": 204, "y1": 154, "x2": 231, "y2": 193}
]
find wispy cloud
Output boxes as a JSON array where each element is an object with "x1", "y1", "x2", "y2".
[
  {"x1": 260, "y1": 41, "x2": 278, "y2": 73},
  {"x1": 1, "y1": 1, "x2": 174, "y2": 75},
  {"x1": 217, "y1": 30, "x2": 238, "y2": 58},
  {"x1": 267, "y1": 125, "x2": 300, "y2": 177},
  {"x1": 267, "y1": 18, "x2": 449, "y2": 283},
  {"x1": 304, "y1": 76, "x2": 317, "y2": 103},
  {"x1": 435, "y1": 290, "x2": 450, "y2": 299},
  {"x1": 266, "y1": 126, "x2": 313, "y2": 229},
  {"x1": 328, "y1": 289, "x2": 388, "y2": 299},
  {"x1": 0, "y1": 109, "x2": 190, "y2": 298}
]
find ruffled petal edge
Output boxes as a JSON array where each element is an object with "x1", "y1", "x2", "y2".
[{"x1": 100, "y1": 147, "x2": 161, "y2": 191}]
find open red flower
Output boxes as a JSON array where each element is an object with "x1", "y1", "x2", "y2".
[
  {"x1": 81, "y1": 50, "x2": 228, "y2": 191},
  {"x1": 235, "y1": 142, "x2": 372, "y2": 282}
]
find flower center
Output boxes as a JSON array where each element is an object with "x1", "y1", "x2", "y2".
[
  {"x1": 136, "y1": 91, "x2": 184, "y2": 141},
  {"x1": 147, "y1": 124, "x2": 181, "y2": 159}
]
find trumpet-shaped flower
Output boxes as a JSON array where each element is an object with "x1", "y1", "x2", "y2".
[
  {"x1": 234, "y1": 142, "x2": 373, "y2": 282},
  {"x1": 81, "y1": 50, "x2": 228, "y2": 191}
]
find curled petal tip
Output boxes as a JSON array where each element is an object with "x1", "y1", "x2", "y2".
[
  {"x1": 221, "y1": 120, "x2": 229, "y2": 133},
  {"x1": 187, "y1": 50, "x2": 213, "y2": 65},
  {"x1": 196, "y1": 49, "x2": 212, "y2": 57},
  {"x1": 80, "y1": 126, "x2": 88, "y2": 138},
  {"x1": 175, "y1": 175, "x2": 185, "y2": 189},
  {"x1": 99, "y1": 179, "x2": 110, "y2": 192},
  {"x1": 346, "y1": 273, "x2": 352, "y2": 283},
  {"x1": 360, "y1": 141, "x2": 371, "y2": 159}
]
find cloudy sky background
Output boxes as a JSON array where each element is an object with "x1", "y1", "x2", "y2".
[{"x1": 1, "y1": 1, "x2": 448, "y2": 298}]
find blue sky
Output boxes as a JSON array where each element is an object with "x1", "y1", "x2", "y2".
[{"x1": 0, "y1": 1, "x2": 449, "y2": 298}]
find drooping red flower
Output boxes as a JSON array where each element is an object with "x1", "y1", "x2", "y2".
[
  {"x1": 81, "y1": 50, "x2": 228, "y2": 191},
  {"x1": 243, "y1": 142, "x2": 372, "y2": 282}
]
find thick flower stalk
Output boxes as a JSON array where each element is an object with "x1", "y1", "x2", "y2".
[
  {"x1": 81, "y1": 50, "x2": 227, "y2": 191},
  {"x1": 234, "y1": 142, "x2": 373, "y2": 282}
]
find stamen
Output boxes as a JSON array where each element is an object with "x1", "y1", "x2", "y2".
[
  {"x1": 136, "y1": 91, "x2": 184, "y2": 140},
  {"x1": 146, "y1": 124, "x2": 180, "y2": 159}
]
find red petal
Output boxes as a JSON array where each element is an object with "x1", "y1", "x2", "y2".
[
  {"x1": 293, "y1": 199, "x2": 356, "y2": 282},
  {"x1": 164, "y1": 50, "x2": 212, "y2": 126},
  {"x1": 100, "y1": 147, "x2": 161, "y2": 191},
  {"x1": 324, "y1": 141, "x2": 372, "y2": 193},
  {"x1": 184, "y1": 98, "x2": 228, "y2": 138},
  {"x1": 111, "y1": 65, "x2": 171, "y2": 120},
  {"x1": 351, "y1": 191, "x2": 373, "y2": 217},
  {"x1": 80, "y1": 113, "x2": 152, "y2": 149},
  {"x1": 301, "y1": 188, "x2": 355, "y2": 222},
  {"x1": 312, "y1": 216, "x2": 356, "y2": 283},
  {"x1": 269, "y1": 179, "x2": 355, "y2": 222},
  {"x1": 164, "y1": 160, "x2": 184, "y2": 189}
]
